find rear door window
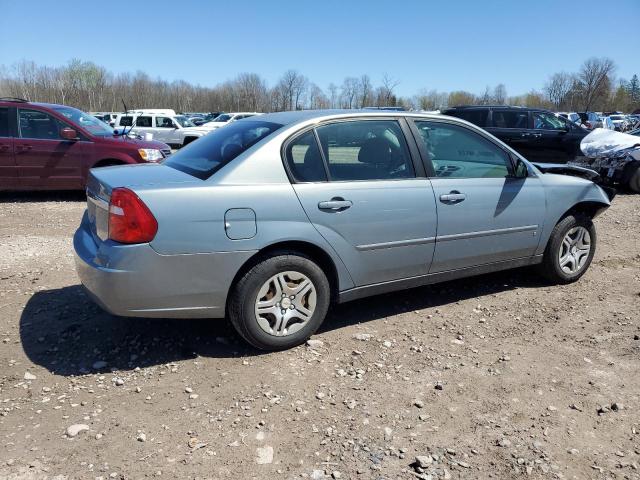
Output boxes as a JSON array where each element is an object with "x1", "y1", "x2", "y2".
[
  {"x1": 136, "y1": 116, "x2": 152, "y2": 127},
  {"x1": 456, "y1": 109, "x2": 489, "y2": 127},
  {"x1": 0, "y1": 108, "x2": 9, "y2": 137},
  {"x1": 315, "y1": 120, "x2": 415, "y2": 181},
  {"x1": 119, "y1": 116, "x2": 133, "y2": 126},
  {"x1": 491, "y1": 110, "x2": 529, "y2": 129},
  {"x1": 286, "y1": 130, "x2": 327, "y2": 182}
]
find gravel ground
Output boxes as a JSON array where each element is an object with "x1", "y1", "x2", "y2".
[{"x1": 0, "y1": 191, "x2": 639, "y2": 480}]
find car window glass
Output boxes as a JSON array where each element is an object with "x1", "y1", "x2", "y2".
[
  {"x1": 156, "y1": 116, "x2": 174, "y2": 128},
  {"x1": 286, "y1": 130, "x2": 327, "y2": 182},
  {"x1": 119, "y1": 116, "x2": 133, "y2": 127},
  {"x1": 457, "y1": 109, "x2": 489, "y2": 127},
  {"x1": 136, "y1": 116, "x2": 152, "y2": 127},
  {"x1": 532, "y1": 112, "x2": 566, "y2": 130},
  {"x1": 0, "y1": 108, "x2": 9, "y2": 137},
  {"x1": 414, "y1": 121, "x2": 511, "y2": 178},
  {"x1": 492, "y1": 110, "x2": 529, "y2": 129},
  {"x1": 315, "y1": 120, "x2": 414, "y2": 181},
  {"x1": 18, "y1": 109, "x2": 66, "y2": 140}
]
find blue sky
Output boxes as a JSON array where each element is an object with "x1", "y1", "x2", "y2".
[{"x1": 1, "y1": 0, "x2": 638, "y2": 97}]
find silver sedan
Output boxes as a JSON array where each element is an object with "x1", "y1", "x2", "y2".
[{"x1": 74, "y1": 110, "x2": 611, "y2": 350}]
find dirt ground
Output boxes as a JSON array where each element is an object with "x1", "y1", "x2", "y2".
[{"x1": 0, "y1": 191, "x2": 639, "y2": 480}]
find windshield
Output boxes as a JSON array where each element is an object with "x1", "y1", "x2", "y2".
[
  {"x1": 212, "y1": 114, "x2": 232, "y2": 122},
  {"x1": 174, "y1": 115, "x2": 195, "y2": 128},
  {"x1": 609, "y1": 115, "x2": 623, "y2": 120},
  {"x1": 52, "y1": 106, "x2": 114, "y2": 136},
  {"x1": 164, "y1": 120, "x2": 282, "y2": 180}
]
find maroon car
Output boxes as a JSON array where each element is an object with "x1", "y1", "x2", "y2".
[{"x1": 0, "y1": 98, "x2": 171, "y2": 190}]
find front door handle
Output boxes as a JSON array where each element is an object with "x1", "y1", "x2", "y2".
[
  {"x1": 16, "y1": 145, "x2": 33, "y2": 151},
  {"x1": 318, "y1": 198, "x2": 353, "y2": 211},
  {"x1": 439, "y1": 191, "x2": 466, "y2": 204}
]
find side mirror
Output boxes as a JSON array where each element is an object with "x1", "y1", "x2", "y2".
[
  {"x1": 513, "y1": 158, "x2": 528, "y2": 178},
  {"x1": 60, "y1": 127, "x2": 78, "y2": 141}
]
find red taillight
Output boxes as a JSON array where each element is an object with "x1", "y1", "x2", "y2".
[{"x1": 108, "y1": 188, "x2": 158, "y2": 244}]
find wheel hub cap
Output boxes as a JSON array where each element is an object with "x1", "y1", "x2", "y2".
[
  {"x1": 558, "y1": 226, "x2": 591, "y2": 274},
  {"x1": 254, "y1": 271, "x2": 317, "y2": 337}
]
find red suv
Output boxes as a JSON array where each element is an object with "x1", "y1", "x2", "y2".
[{"x1": 0, "y1": 98, "x2": 171, "y2": 191}]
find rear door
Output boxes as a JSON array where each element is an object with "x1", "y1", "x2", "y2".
[
  {"x1": 15, "y1": 107, "x2": 88, "y2": 189},
  {"x1": 286, "y1": 118, "x2": 438, "y2": 286},
  {"x1": 488, "y1": 108, "x2": 533, "y2": 158},
  {"x1": 0, "y1": 106, "x2": 17, "y2": 188},
  {"x1": 409, "y1": 119, "x2": 545, "y2": 273}
]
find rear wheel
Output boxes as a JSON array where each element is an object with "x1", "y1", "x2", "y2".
[
  {"x1": 182, "y1": 137, "x2": 198, "y2": 147},
  {"x1": 228, "y1": 252, "x2": 330, "y2": 350},
  {"x1": 537, "y1": 215, "x2": 596, "y2": 283}
]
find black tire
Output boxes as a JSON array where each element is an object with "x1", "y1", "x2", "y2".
[
  {"x1": 228, "y1": 252, "x2": 331, "y2": 350},
  {"x1": 182, "y1": 137, "x2": 198, "y2": 147},
  {"x1": 627, "y1": 165, "x2": 640, "y2": 193},
  {"x1": 537, "y1": 215, "x2": 596, "y2": 284}
]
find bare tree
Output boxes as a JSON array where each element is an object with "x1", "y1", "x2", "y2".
[
  {"x1": 340, "y1": 77, "x2": 359, "y2": 109},
  {"x1": 493, "y1": 84, "x2": 507, "y2": 105},
  {"x1": 380, "y1": 73, "x2": 399, "y2": 106},
  {"x1": 358, "y1": 75, "x2": 373, "y2": 108},
  {"x1": 578, "y1": 57, "x2": 616, "y2": 111},
  {"x1": 544, "y1": 72, "x2": 574, "y2": 109},
  {"x1": 327, "y1": 83, "x2": 338, "y2": 108}
]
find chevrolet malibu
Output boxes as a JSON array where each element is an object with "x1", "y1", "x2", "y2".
[{"x1": 74, "y1": 110, "x2": 611, "y2": 350}]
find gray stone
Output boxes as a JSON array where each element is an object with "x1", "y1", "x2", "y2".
[{"x1": 66, "y1": 424, "x2": 89, "y2": 437}]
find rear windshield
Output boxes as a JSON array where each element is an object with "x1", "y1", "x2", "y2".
[{"x1": 164, "y1": 120, "x2": 283, "y2": 180}]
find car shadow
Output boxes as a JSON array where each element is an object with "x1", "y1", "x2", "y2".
[
  {"x1": 19, "y1": 267, "x2": 546, "y2": 376},
  {"x1": 0, "y1": 190, "x2": 86, "y2": 203}
]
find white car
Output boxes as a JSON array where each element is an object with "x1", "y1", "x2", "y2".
[
  {"x1": 113, "y1": 111, "x2": 211, "y2": 147},
  {"x1": 198, "y1": 112, "x2": 262, "y2": 131},
  {"x1": 557, "y1": 112, "x2": 582, "y2": 126},
  {"x1": 608, "y1": 115, "x2": 629, "y2": 132}
]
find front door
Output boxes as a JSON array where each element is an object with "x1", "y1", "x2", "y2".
[
  {"x1": 0, "y1": 106, "x2": 17, "y2": 189},
  {"x1": 15, "y1": 108, "x2": 87, "y2": 189},
  {"x1": 286, "y1": 119, "x2": 438, "y2": 286},
  {"x1": 155, "y1": 116, "x2": 179, "y2": 144},
  {"x1": 530, "y1": 111, "x2": 584, "y2": 163},
  {"x1": 410, "y1": 119, "x2": 546, "y2": 273}
]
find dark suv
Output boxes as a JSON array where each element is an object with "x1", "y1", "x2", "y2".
[
  {"x1": 0, "y1": 98, "x2": 171, "y2": 191},
  {"x1": 443, "y1": 106, "x2": 589, "y2": 163}
]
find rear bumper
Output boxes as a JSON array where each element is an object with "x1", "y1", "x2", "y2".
[{"x1": 73, "y1": 212, "x2": 256, "y2": 318}]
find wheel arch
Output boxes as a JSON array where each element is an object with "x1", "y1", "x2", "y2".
[
  {"x1": 559, "y1": 200, "x2": 610, "y2": 221},
  {"x1": 92, "y1": 158, "x2": 127, "y2": 168},
  {"x1": 228, "y1": 240, "x2": 342, "y2": 305}
]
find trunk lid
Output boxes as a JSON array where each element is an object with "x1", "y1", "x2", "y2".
[{"x1": 86, "y1": 163, "x2": 199, "y2": 241}]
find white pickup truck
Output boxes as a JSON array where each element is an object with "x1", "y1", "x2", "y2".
[{"x1": 113, "y1": 110, "x2": 211, "y2": 147}]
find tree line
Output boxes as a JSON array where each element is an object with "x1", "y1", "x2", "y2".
[{"x1": 0, "y1": 57, "x2": 638, "y2": 114}]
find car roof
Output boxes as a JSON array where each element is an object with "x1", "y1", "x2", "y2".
[{"x1": 256, "y1": 109, "x2": 452, "y2": 127}]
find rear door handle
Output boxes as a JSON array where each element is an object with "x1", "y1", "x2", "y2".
[
  {"x1": 17, "y1": 145, "x2": 32, "y2": 151},
  {"x1": 439, "y1": 191, "x2": 466, "y2": 204},
  {"x1": 318, "y1": 198, "x2": 353, "y2": 211}
]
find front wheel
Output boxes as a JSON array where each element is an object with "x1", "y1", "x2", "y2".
[
  {"x1": 228, "y1": 253, "x2": 331, "y2": 350},
  {"x1": 627, "y1": 164, "x2": 640, "y2": 193},
  {"x1": 537, "y1": 215, "x2": 596, "y2": 283}
]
